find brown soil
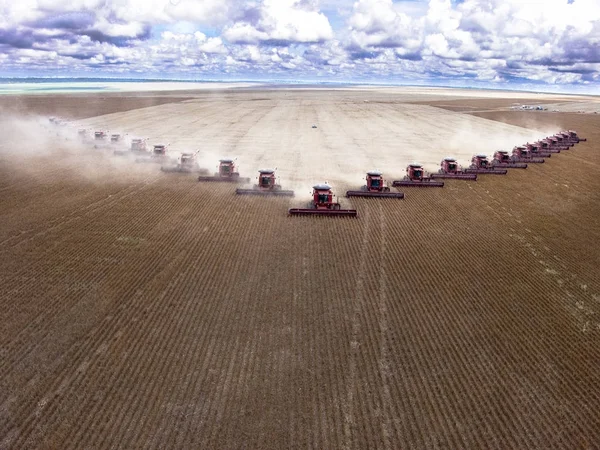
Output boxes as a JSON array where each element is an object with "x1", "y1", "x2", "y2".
[{"x1": 1, "y1": 90, "x2": 599, "y2": 449}]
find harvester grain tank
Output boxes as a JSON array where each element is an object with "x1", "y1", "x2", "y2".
[
  {"x1": 511, "y1": 146, "x2": 544, "y2": 163},
  {"x1": 236, "y1": 169, "x2": 294, "y2": 196},
  {"x1": 161, "y1": 152, "x2": 208, "y2": 173},
  {"x1": 346, "y1": 170, "x2": 405, "y2": 198},
  {"x1": 198, "y1": 159, "x2": 251, "y2": 183},
  {"x1": 289, "y1": 183, "x2": 357, "y2": 217},
  {"x1": 392, "y1": 164, "x2": 444, "y2": 187},
  {"x1": 491, "y1": 150, "x2": 528, "y2": 168},
  {"x1": 463, "y1": 154, "x2": 507, "y2": 175},
  {"x1": 430, "y1": 157, "x2": 477, "y2": 180}
]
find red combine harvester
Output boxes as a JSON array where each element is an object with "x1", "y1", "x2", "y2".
[
  {"x1": 111, "y1": 134, "x2": 130, "y2": 156},
  {"x1": 525, "y1": 142, "x2": 551, "y2": 158},
  {"x1": 130, "y1": 138, "x2": 148, "y2": 154},
  {"x1": 511, "y1": 146, "x2": 544, "y2": 163},
  {"x1": 463, "y1": 154, "x2": 507, "y2": 175},
  {"x1": 198, "y1": 159, "x2": 251, "y2": 183},
  {"x1": 236, "y1": 169, "x2": 294, "y2": 196},
  {"x1": 430, "y1": 157, "x2": 477, "y2": 180},
  {"x1": 289, "y1": 184, "x2": 357, "y2": 217},
  {"x1": 538, "y1": 139, "x2": 561, "y2": 153},
  {"x1": 93, "y1": 130, "x2": 109, "y2": 148},
  {"x1": 491, "y1": 150, "x2": 528, "y2": 168},
  {"x1": 566, "y1": 130, "x2": 586, "y2": 143},
  {"x1": 136, "y1": 144, "x2": 169, "y2": 163},
  {"x1": 78, "y1": 129, "x2": 89, "y2": 141},
  {"x1": 161, "y1": 152, "x2": 207, "y2": 173},
  {"x1": 392, "y1": 163, "x2": 444, "y2": 187},
  {"x1": 548, "y1": 135, "x2": 570, "y2": 150},
  {"x1": 94, "y1": 130, "x2": 107, "y2": 141},
  {"x1": 555, "y1": 132, "x2": 574, "y2": 147},
  {"x1": 346, "y1": 170, "x2": 405, "y2": 198}
]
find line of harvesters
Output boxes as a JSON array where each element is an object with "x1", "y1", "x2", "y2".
[{"x1": 74, "y1": 122, "x2": 586, "y2": 218}]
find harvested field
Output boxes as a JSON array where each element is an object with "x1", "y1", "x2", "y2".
[{"x1": 1, "y1": 87, "x2": 599, "y2": 449}]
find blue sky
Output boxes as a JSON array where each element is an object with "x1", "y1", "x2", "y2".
[{"x1": 0, "y1": 0, "x2": 599, "y2": 92}]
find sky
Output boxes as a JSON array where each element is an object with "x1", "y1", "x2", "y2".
[{"x1": 0, "y1": 0, "x2": 599, "y2": 91}]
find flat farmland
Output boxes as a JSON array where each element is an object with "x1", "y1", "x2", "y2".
[{"x1": 0, "y1": 88, "x2": 599, "y2": 449}]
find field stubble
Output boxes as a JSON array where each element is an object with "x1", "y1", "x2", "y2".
[{"x1": 0, "y1": 91, "x2": 599, "y2": 449}]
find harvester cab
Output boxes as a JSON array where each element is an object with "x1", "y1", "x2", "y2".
[
  {"x1": 441, "y1": 158, "x2": 459, "y2": 174},
  {"x1": 406, "y1": 164, "x2": 424, "y2": 181},
  {"x1": 110, "y1": 134, "x2": 121, "y2": 144},
  {"x1": 513, "y1": 146, "x2": 529, "y2": 159},
  {"x1": 471, "y1": 154, "x2": 489, "y2": 169},
  {"x1": 289, "y1": 184, "x2": 357, "y2": 216},
  {"x1": 364, "y1": 171, "x2": 387, "y2": 191},
  {"x1": 258, "y1": 169, "x2": 276, "y2": 188},
  {"x1": 493, "y1": 151, "x2": 511, "y2": 163},
  {"x1": 346, "y1": 171, "x2": 404, "y2": 197},
  {"x1": 218, "y1": 159, "x2": 236, "y2": 177},
  {"x1": 236, "y1": 169, "x2": 294, "y2": 196}
]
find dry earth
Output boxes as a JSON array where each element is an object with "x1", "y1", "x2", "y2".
[{"x1": 0, "y1": 87, "x2": 599, "y2": 449}]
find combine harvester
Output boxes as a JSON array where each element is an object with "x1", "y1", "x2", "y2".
[
  {"x1": 93, "y1": 130, "x2": 108, "y2": 147},
  {"x1": 77, "y1": 128, "x2": 91, "y2": 143},
  {"x1": 236, "y1": 169, "x2": 294, "y2": 196},
  {"x1": 538, "y1": 139, "x2": 561, "y2": 154},
  {"x1": 111, "y1": 134, "x2": 130, "y2": 155},
  {"x1": 346, "y1": 170, "x2": 405, "y2": 198},
  {"x1": 392, "y1": 163, "x2": 444, "y2": 187},
  {"x1": 566, "y1": 130, "x2": 586, "y2": 143},
  {"x1": 491, "y1": 151, "x2": 528, "y2": 169},
  {"x1": 553, "y1": 133, "x2": 574, "y2": 148},
  {"x1": 547, "y1": 136, "x2": 570, "y2": 150},
  {"x1": 463, "y1": 154, "x2": 508, "y2": 175},
  {"x1": 198, "y1": 159, "x2": 251, "y2": 183},
  {"x1": 289, "y1": 183, "x2": 357, "y2": 217},
  {"x1": 430, "y1": 158, "x2": 477, "y2": 180},
  {"x1": 525, "y1": 142, "x2": 552, "y2": 158},
  {"x1": 511, "y1": 146, "x2": 545, "y2": 163},
  {"x1": 130, "y1": 138, "x2": 148, "y2": 154},
  {"x1": 136, "y1": 144, "x2": 170, "y2": 163},
  {"x1": 161, "y1": 152, "x2": 207, "y2": 173}
]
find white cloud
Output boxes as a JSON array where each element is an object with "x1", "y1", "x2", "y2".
[{"x1": 223, "y1": 0, "x2": 333, "y2": 44}]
